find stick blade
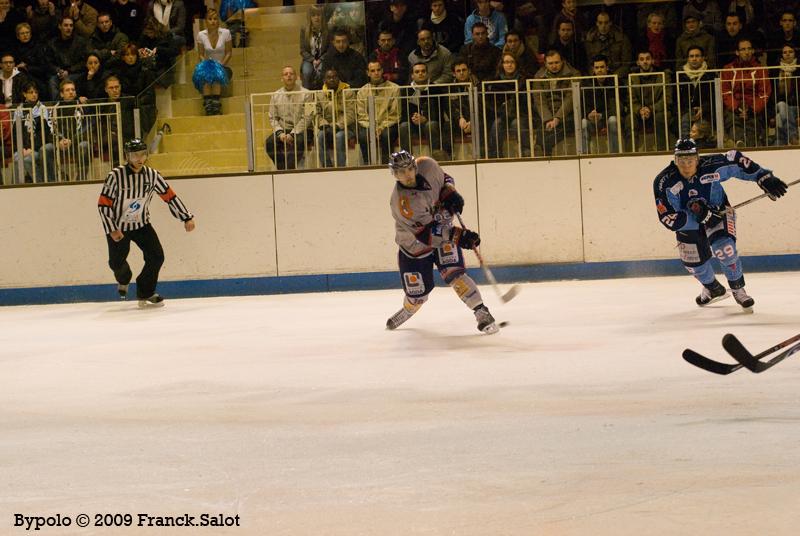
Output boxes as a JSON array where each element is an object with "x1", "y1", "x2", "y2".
[
  {"x1": 501, "y1": 285, "x2": 521, "y2": 303},
  {"x1": 721, "y1": 333, "x2": 760, "y2": 372},
  {"x1": 682, "y1": 348, "x2": 741, "y2": 375}
]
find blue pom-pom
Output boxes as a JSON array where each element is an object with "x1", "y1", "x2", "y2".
[
  {"x1": 192, "y1": 59, "x2": 230, "y2": 90},
  {"x1": 219, "y1": 0, "x2": 255, "y2": 19}
]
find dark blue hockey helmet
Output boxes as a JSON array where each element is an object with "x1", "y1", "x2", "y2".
[{"x1": 674, "y1": 138, "x2": 698, "y2": 157}]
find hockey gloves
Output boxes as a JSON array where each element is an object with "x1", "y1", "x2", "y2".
[
  {"x1": 451, "y1": 227, "x2": 480, "y2": 249},
  {"x1": 688, "y1": 199, "x2": 723, "y2": 227},
  {"x1": 757, "y1": 173, "x2": 788, "y2": 200},
  {"x1": 440, "y1": 188, "x2": 464, "y2": 215}
]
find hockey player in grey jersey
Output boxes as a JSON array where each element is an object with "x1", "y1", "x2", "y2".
[{"x1": 386, "y1": 150, "x2": 498, "y2": 334}]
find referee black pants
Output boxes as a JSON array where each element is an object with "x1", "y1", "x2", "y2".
[{"x1": 106, "y1": 224, "x2": 165, "y2": 299}]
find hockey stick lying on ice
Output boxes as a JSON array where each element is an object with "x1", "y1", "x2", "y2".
[
  {"x1": 683, "y1": 332, "x2": 800, "y2": 375},
  {"x1": 732, "y1": 178, "x2": 800, "y2": 209},
  {"x1": 454, "y1": 212, "x2": 521, "y2": 303},
  {"x1": 722, "y1": 333, "x2": 800, "y2": 373}
]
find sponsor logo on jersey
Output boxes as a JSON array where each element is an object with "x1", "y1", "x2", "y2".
[
  {"x1": 688, "y1": 189, "x2": 698, "y2": 197},
  {"x1": 739, "y1": 156, "x2": 751, "y2": 168},
  {"x1": 669, "y1": 182, "x2": 684, "y2": 195},
  {"x1": 399, "y1": 195, "x2": 414, "y2": 219},
  {"x1": 656, "y1": 200, "x2": 667, "y2": 214},
  {"x1": 699, "y1": 173, "x2": 720, "y2": 184}
]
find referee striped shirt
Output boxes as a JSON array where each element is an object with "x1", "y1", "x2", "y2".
[{"x1": 98, "y1": 164, "x2": 193, "y2": 235}]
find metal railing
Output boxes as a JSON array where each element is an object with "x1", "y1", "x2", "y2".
[{"x1": 0, "y1": 101, "x2": 123, "y2": 185}]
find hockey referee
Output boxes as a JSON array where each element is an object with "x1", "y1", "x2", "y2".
[{"x1": 97, "y1": 138, "x2": 196, "y2": 307}]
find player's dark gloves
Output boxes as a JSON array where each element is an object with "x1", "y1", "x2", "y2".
[
  {"x1": 757, "y1": 173, "x2": 788, "y2": 200},
  {"x1": 451, "y1": 227, "x2": 480, "y2": 249},
  {"x1": 440, "y1": 188, "x2": 465, "y2": 215},
  {"x1": 688, "y1": 199, "x2": 723, "y2": 227}
]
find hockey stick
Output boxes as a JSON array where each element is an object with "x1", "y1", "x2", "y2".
[
  {"x1": 455, "y1": 212, "x2": 521, "y2": 303},
  {"x1": 683, "y1": 332, "x2": 800, "y2": 375},
  {"x1": 722, "y1": 333, "x2": 800, "y2": 373},
  {"x1": 732, "y1": 178, "x2": 800, "y2": 209}
]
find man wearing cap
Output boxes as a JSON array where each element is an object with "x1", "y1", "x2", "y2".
[
  {"x1": 676, "y1": 13, "x2": 717, "y2": 69},
  {"x1": 97, "y1": 138, "x2": 196, "y2": 307}
]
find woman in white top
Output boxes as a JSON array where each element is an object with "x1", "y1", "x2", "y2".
[{"x1": 192, "y1": 9, "x2": 232, "y2": 115}]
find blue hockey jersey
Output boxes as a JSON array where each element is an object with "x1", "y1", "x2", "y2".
[{"x1": 653, "y1": 150, "x2": 772, "y2": 232}]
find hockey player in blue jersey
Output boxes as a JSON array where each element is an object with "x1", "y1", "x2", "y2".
[{"x1": 653, "y1": 138, "x2": 788, "y2": 309}]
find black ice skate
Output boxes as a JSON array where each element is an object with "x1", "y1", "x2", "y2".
[
  {"x1": 696, "y1": 280, "x2": 729, "y2": 306},
  {"x1": 386, "y1": 307, "x2": 414, "y2": 330},
  {"x1": 138, "y1": 294, "x2": 165, "y2": 308},
  {"x1": 731, "y1": 287, "x2": 755, "y2": 309},
  {"x1": 474, "y1": 304, "x2": 499, "y2": 334},
  {"x1": 117, "y1": 284, "x2": 128, "y2": 299}
]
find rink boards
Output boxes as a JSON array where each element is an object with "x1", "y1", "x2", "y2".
[{"x1": 1, "y1": 149, "x2": 799, "y2": 303}]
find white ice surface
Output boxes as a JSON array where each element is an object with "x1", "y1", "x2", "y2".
[{"x1": 1, "y1": 272, "x2": 800, "y2": 535}]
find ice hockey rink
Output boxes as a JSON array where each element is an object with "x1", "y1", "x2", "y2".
[{"x1": 2, "y1": 271, "x2": 799, "y2": 535}]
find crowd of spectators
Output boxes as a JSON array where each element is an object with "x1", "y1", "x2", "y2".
[{"x1": 280, "y1": 0, "x2": 800, "y2": 166}]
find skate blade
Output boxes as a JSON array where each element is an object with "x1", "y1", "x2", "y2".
[
  {"x1": 138, "y1": 300, "x2": 165, "y2": 309},
  {"x1": 698, "y1": 291, "x2": 731, "y2": 307},
  {"x1": 481, "y1": 322, "x2": 500, "y2": 335}
]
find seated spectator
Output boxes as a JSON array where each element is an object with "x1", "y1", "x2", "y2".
[
  {"x1": 580, "y1": 54, "x2": 619, "y2": 154},
  {"x1": 675, "y1": 14, "x2": 716, "y2": 70},
  {"x1": 90, "y1": 11, "x2": 128, "y2": 62},
  {"x1": 0, "y1": 0, "x2": 25, "y2": 54},
  {"x1": 266, "y1": 65, "x2": 312, "y2": 170},
  {"x1": 773, "y1": 45, "x2": 800, "y2": 146},
  {"x1": 628, "y1": 49, "x2": 672, "y2": 152},
  {"x1": 677, "y1": 45, "x2": 716, "y2": 137},
  {"x1": 716, "y1": 13, "x2": 762, "y2": 67},
  {"x1": 192, "y1": 9, "x2": 231, "y2": 116},
  {"x1": 636, "y1": 12, "x2": 675, "y2": 71},
  {"x1": 65, "y1": 0, "x2": 98, "y2": 39},
  {"x1": 690, "y1": 119, "x2": 717, "y2": 148},
  {"x1": 12, "y1": 22, "x2": 48, "y2": 94},
  {"x1": 369, "y1": 29, "x2": 409, "y2": 85},
  {"x1": 502, "y1": 29, "x2": 538, "y2": 78},
  {"x1": 721, "y1": 37, "x2": 770, "y2": 147},
  {"x1": 109, "y1": 43, "x2": 156, "y2": 135},
  {"x1": 636, "y1": 2, "x2": 679, "y2": 36},
  {"x1": 767, "y1": 11, "x2": 800, "y2": 66},
  {"x1": 398, "y1": 62, "x2": 451, "y2": 160},
  {"x1": 459, "y1": 21, "x2": 501, "y2": 82},
  {"x1": 584, "y1": 10, "x2": 633, "y2": 79},
  {"x1": 682, "y1": 0, "x2": 724, "y2": 35},
  {"x1": 375, "y1": 0, "x2": 418, "y2": 58},
  {"x1": 726, "y1": 0, "x2": 763, "y2": 36},
  {"x1": 27, "y1": 0, "x2": 58, "y2": 41},
  {"x1": 486, "y1": 52, "x2": 530, "y2": 158},
  {"x1": 315, "y1": 67, "x2": 355, "y2": 168},
  {"x1": 422, "y1": 0, "x2": 464, "y2": 54},
  {"x1": 531, "y1": 49, "x2": 579, "y2": 156},
  {"x1": 47, "y1": 14, "x2": 90, "y2": 102},
  {"x1": 321, "y1": 29, "x2": 367, "y2": 89},
  {"x1": 1, "y1": 52, "x2": 27, "y2": 106},
  {"x1": 76, "y1": 52, "x2": 108, "y2": 102},
  {"x1": 547, "y1": 17, "x2": 585, "y2": 74},
  {"x1": 148, "y1": 0, "x2": 186, "y2": 50},
  {"x1": 138, "y1": 14, "x2": 179, "y2": 87},
  {"x1": 13, "y1": 80, "x2": 54, "y2": 183},
  {"x1": 408, "y1": 28, "x2": 453, "y2": 84},
  {"x1": 549, "y1": 0, "x2": 589, "y2": 47},
  {"x1": 355, "y1": 61, "x2": 400, "y2": 165},
  {"x1": 449, "y1": 59, "x2": 479, "y2": 150},
  {"x1": 299, "y1": 5, "x2": 328, "y2": 90},
  {"x1": 113, "y1": 0, "x2": 144, "y2": 42},
  {"x1": 464, "y1": 0, "x2": 507, "y2": 48},
  {"x1": 51, "y1": 79, "x2": 91, "y2": 180},
  {"x1": 93, "y1": 75, "x2": 134, "y2": 165},
  {"x1": 326, "y1": 2, "x2": 365, "y2": 55}
]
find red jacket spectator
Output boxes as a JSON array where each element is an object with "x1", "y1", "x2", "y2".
[{"x1": 721, "y1": 56, "x2": 771, "y2": 114}]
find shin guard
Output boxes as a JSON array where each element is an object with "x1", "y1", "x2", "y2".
[{"x1": 450, "y1": 274, "x2": 483, "y2": 310}]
